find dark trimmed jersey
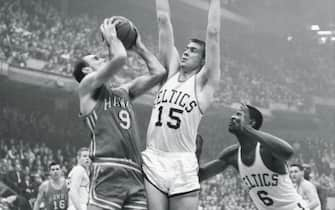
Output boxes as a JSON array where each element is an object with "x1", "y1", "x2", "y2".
[
  {"x1": 81, "y1": 86, "x2": 142, "y2": 165},
  {"x1": 44, "y1": 180, "x2": 68, "y2": 210}
]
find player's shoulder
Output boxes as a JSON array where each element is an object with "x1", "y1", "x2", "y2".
[
  {"x1": 69, "y1": 165, "x2": 85, "y2": 176},
  {"x1": 302, "y1": 180, "x2": 316, "y2": 189},
  {"x1": 39, "y1": 180, "x2": 49, "y2": 191}
]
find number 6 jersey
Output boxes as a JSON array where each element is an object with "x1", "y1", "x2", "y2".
[
  {"x1": 238, "y1": 143, "x2": 308, "y2": 210},
  {"x1": 146, "y1": 72, "x2": 203, "y2": 152},
  {"x1": 80, "y1": 86, "x2": 142, "y2": 166}
]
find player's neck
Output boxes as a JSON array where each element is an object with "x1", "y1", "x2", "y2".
[
  {"x1": 179, "y1": 68, "x2": 197, "y2": 81},
  {"x1": 297, "y1": 179, "x2": 304, "y2": 186},
  {"x1": 79, "y1": 163, "x2": 88, "y2": 170},
  {"x1": 236, "y1": 132, "x2": 257, "y2": 149},
  {"x1": 51, "y1": 178, "x2": 62, "y2": 186}
]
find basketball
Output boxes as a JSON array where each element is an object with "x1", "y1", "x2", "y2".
[{"x1": 115, "y1": 17, "x2": 137, "y2": 49}]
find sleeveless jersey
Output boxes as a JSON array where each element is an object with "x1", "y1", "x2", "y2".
[
  {"x1": 81, "y1": 86, "x2": 142, "y2": 165},
  {"x1": 146, "y1": 72, "x2": 202, "y2": 152},
  {"x1": 238, "y1": 143, "x2": 307, "y2": 210},
  {"x1": 67, "y1": 165, "x2": 89, "y2": 209},
  {"x1": 44, "y1": 180, "x2": 68, "y2": 210},
  {"x1": 296, "y1": 180, "x2": 321, "y2": 210}
]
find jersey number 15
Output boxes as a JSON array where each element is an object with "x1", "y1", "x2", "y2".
[{"x1": 155, "y1": 106, "x2": 183, "y2": 129}]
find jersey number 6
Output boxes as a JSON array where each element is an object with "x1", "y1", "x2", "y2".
[{"x1": 257, "y1": 190, "x2": 274, "y2": 206}]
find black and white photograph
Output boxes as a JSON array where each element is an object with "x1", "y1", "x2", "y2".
[{"x1": 0, "y1": 0, "x2": 334, "y2": 209}]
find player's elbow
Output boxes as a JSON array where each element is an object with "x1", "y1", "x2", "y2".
[
  {"x1": 157, "y1": 11, "x2": 170, "y2": 26},
  {"x1": 282, "y1": 145, "x2": 294, "y2": 160},
  {"x1": 151, "y1": 68, "x2": 167, "y2": 84},
  {"x1": 207, "y1": 25, "x2": 219, "y2": 38}
]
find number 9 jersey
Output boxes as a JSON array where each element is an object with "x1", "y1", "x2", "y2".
[
  {"x1": 80, "y1": 86, "x2": 142, "y2": 165},
  {"x1": 238, "y1": 143, "x2": 309, "y2": 210},
  {"x1": 146, "y1": 72, "x2": 203, "y2": 153}
]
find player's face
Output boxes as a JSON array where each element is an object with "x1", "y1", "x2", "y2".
[
  {"x1": 49, "y1": 165, "x2": 61, "y2": 180},
  {"x1": 180, "y1": 42, "x2": 204, "y2": 71},
  {"x1": 228, "y1": 109, "x2": 246, "y2": 133},
  {"x1": 78, "y1": 151, "x2": 91, "y2": 168},
  {"x1": 83, "y1": 54, "x2": 106, "y2": 73},
  {"x1": 289, "y1": 166, "x2": 303, "y2": 183}
]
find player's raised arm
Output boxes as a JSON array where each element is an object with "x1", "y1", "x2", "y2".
[
  {"x1": 121, "y1": 29, "x2": 166, "y2": 100},
  {"x1": 156, "y1": 0, "x2": 179, "y2": 77},
  {"x1": 78, "y1": 18, "x2": 127, "y2": 94},
  {"x1": 197, "y1": 0, "x2": 221, "y2": 98}
]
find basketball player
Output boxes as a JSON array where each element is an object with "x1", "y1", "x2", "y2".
[
  {"x1": 198, "y1": 104, "x2": 309, "y2": 210},
  {"x1": 73, "y1": 17, "x2": 166, "y2": 210},
  {"x1": 33, "y1": 162, "x2": 68, "y2": 210},
  {"x1": 142, "y1": 0, "x2": 221, "y2": 209},
  {"x1": 68, "y1": 147, "x2": 90, "y2": 210},
  {"x1": 290, "y1": 164, "x2": 321, "y2": 210},
  {"x1": 303, "y1": 165, "x2": 328, "y2": 210}
]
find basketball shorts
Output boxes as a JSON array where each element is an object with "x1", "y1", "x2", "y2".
[
  {"x1": 142, "y1": 148, "x2": 200, "y2": 196},
  {"x1": 88, "y1": 158, "x2": 147, "y2": 210},
  {"x1": 68, "y1": 204, "x2": 87, "y2": 210}
]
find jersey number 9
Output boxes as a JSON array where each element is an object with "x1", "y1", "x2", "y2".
[{"x1": 118, "y1": 110, "x2": 131, "y2": 129}]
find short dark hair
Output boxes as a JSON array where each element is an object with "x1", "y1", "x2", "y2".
[
  {"x1": 48, "y1": 161, "x2": 60, "y2": 170},
  {"x1": 77, "y1": 147, "x2": 89, "y2": 157},
  {"x1": 190, "y1": 38, "x2": 206, "y2": 59},
  {"x1": 290, "y1": 163, "x2": 304, "y2": 171},
  {"x1": 73, "y1": 59, "x2": 90, "y2": 83},
  {"x1": 247, "y1": 105, "x2": 263, "y2": 130}
]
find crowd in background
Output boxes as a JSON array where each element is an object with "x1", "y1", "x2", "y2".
[
  {"x1": 1, "y1": 1, "x2": 335, "y2": 209},
  {"x1": 0, "y1": 136, "x2": 334, "y2": 209},
  {"x1": 1, "y1": 0, "x2": 334, "y2": 109}
]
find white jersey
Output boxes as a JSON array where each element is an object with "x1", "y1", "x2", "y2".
[
  {"x1": 296, "y1": 180, "x2": 321, "y2": 210},
  {"x1": 146, "y1": 72, "x2": 202, "y2": 152},
  {"x1": 67, "y1": 165, "x2": 89, "y2": 210},
  {"x1": 238, "y1": 143, "x2": 308, "y2": 210}
]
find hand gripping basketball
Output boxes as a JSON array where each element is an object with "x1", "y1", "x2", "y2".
[
  {"x1": 100, "y1": 18, "x2": 119, "y2": 46},
  {"x1": 108, "y1": 16, "x2": 138, "y2": 49}
]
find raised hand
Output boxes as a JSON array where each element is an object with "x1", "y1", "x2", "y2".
[{"x1": 100, "y1": 18, "x2": 121, "y2": 46}]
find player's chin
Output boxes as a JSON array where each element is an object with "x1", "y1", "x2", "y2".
[{"x1": 228, "y1": 125, "x2": 235, "y2": 133}]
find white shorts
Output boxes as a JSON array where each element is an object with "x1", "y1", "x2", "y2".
[
  {"x1": 68, "y1": 204, "x2": 87, "y2": 210},
  {"x1": 141, "y1": 148, "x2": 200, "y2": 196}
]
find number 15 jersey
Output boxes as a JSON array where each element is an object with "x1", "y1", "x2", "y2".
[{"x1": 146, "y1": 72, "x2": 203, "y2": 153}]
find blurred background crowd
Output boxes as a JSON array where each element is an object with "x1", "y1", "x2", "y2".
[
  {"x1": 1, "y1": 0, "x2": 334, "y2": 109},
  {"x1": 0, "y1": 0, "x2": 334, "y2": 209},
  {"x1": 0, "y1": 105, "x2": 334, "y2": 209}
]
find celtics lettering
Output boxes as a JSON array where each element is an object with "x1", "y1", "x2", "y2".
[
  {"x1": 153, "y1": 89, "x2": 197, "y2": 113},
  {"x1": 242, "y1": 173, "x2": 279, "y2": 190}
]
